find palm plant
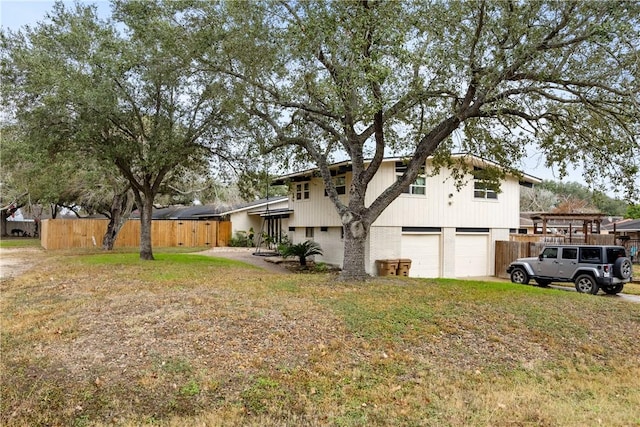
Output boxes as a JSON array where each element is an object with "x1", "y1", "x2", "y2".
[{"x1": 279, "y1": 240, "x2": 323, "y2": 266}]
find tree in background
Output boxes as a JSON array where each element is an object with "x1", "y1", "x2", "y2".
[
  {"x1": 536, "y1": 181, "x2": 628, "y2": 216},
  {"x1": 200, "y1": 1, "x2": 639, "y2": 280},
  {"x1": 626, "y1": 205, "x2": 640, "y2": 219},
  {"x1": 2, "y1": 1, "x2": 244, "y2": 259},
  {"x1": 520, "y1": 186, "x2": 558, "y2": 213}
]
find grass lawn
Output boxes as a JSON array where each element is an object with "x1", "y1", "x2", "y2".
[
  {"x1": 1, "y1": 248, "x2": 639, "y2": 426},
  {"x1": 0, "y1": 237, "x2": 41, "y2": 248}
]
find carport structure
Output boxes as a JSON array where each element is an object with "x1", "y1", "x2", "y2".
[{"x1": 530, "y1": 212, "x2": 605, "y2": 243}]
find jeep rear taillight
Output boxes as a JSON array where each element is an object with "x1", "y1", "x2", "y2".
[{"x1": 604, "y1": 265, "x2": 609, "y2": 273}]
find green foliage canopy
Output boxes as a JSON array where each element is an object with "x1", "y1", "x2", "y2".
[{"x1": 197, "y1": 0, "x2": 639, "y2": 278}]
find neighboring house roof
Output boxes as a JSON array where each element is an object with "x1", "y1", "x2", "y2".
[
  {"x1": 608, "y1": 218, "x2": 640, "y2": 232},
  {"x1": 271, "y1": 153, "x2": 541, "y2": 185},
  {"x1": 131, "y1": 197, "x2": 289, "y2": 220}
]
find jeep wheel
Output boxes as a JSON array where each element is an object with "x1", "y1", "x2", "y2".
[
  {"x1": 613, "y1": 257, "x2": 632, "y2": 280},
  {"x1": 602, "y1": 284, "x2": 624, "y2": 295},
  {"x1": 575, "y1": 274, "x2": 599, "y2": 295},
  {"x1": 536, "y1": 279, "x2": 551, "y2": 287},
  {"x1": 510, "y1": 267, "x2": 529, "y2": 284}
]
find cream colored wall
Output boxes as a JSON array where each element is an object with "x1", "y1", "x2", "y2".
[
  {"x1": 283, "y1": 160, "x2": 525, "y2": 276},
  {"x1": 287, "y1": 226, "x2": 344, "y2": 266},
  {"x1": 286, "y1": 179, "x2": 346, "y2": 227},
  {"x1": 287, "y1": 161, "x2": 522, "y2": 230},
  {"x1": 229, "y1": 211, "x2": 259, "y2": 236},
  {"x1": 367, "y1": 162, "x2": 521, "y2": 229},
  {"x1": 229, "y1": 199, "x2": 291, "y2": 238}
]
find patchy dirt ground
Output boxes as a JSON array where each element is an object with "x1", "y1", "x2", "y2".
[
  {"x1": 0, "y1": 247, "x2": 44, "y2": 280},
  {"x1": 2, "y1": 248, "x2": 640, "y2": 426}
]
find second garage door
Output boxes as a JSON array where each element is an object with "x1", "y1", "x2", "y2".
[
  {"x1": 455, "y1": 234, "x2": 489, "y2": 277},
  {"x1": 400, "y1": 234, "x2": 441, "y2": 278}
]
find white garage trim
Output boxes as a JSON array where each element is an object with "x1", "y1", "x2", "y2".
[
  {"x1": 401, "y1": 233, "x2": 441, "y2": 278},
  {"x1": 455, "y1": 234, "x2": 489, "y2": 277}
]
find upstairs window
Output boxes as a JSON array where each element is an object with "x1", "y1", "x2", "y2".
[
  {"x1": 395, "y1": 162, "x2": 426, "y2": 195},
  {"x1": 295, "y1": 183, "x2": 310, "y2": 200},
  {"x1": 473, "y1": 167, "x2": 498, "y2": 199},
  {"x1": 325, "y1": 175, "x2": 346, "y2": 196}
]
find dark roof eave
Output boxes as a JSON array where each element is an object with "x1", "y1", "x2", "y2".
[{"x1": 272, "y1": 154, "x2": 541, "y2": 185}]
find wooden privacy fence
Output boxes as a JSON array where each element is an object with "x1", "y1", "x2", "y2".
[
  {"x1": 495, "y1": 234, "x2": 617, "y2": 279},
  {"x1": 41, "y1": 219, "x2": 231, "y2": 250}
]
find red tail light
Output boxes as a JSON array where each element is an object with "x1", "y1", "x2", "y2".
[{"x1": 604, "y1": 265, "x2": 609, "y2": 273}]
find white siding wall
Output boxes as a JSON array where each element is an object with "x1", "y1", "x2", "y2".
[
  {"x1": 313, "y1": 227, "x2": 345, "y2": 266},
  {"x1": 288, "y1": 225, "x2": 344, "y2": 267},
  {"x1": 286, "y1": 181, "x2": 343, "y2": 227},
  {"x1": 368, "y1": 162, "x2": 521, "y2": 229},
  {"x1": 229, "y1": 212, "x2": 260, "y2": 237},
  {"x1": 282, "y1": 159, "x2": 526, "y2": 278}
]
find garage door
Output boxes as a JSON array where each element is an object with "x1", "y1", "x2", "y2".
[
  {"x1": 455, "y1": 234, "x2": 489, "y2": 277},
  {"x1": 401, "y1": 234, "x2": 440, "y2": 277}
]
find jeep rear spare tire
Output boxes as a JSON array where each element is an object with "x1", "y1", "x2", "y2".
[
  {"x1": 613, "y1": 257, "x2": 632, "y2": 280},
  {"x1": 575, "y1": 274, "x2": 599, "y2": 294},
  {"x1": 510, "y1": 267, "x2": 529, "y2": 284}
]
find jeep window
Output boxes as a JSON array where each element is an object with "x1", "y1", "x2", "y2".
[
  {"x1": 541, "y1": 247, "x2": 558, "y2": 259},
  {"x1": 606, "y1": 248, "x2": 626, "y2": 263},
  {"x1": 562, "y1": 248, "x2": 578, "y2": 260},
  {"x1": 579, "y1": 247, "x2": 602, "y2": 263}
]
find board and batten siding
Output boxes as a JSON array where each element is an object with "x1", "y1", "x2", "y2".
[
  {"x1": 287, "y1": 161, "x2": 521, "y2": 230},
  {"x1": 367, "y1": 162, "x2": 521, "y2": 229},
  {"x1": 286, "y1": 179, "x2": 343, "y2": 228}
]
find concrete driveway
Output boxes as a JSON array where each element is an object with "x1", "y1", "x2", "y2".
[{"x1": 196, "y1": 247, "x2": 292, "y2": 274}]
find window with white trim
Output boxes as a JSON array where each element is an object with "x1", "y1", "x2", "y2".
[
  {"x1": 395, "y1": 162, "x2": 426, "y2": 195},
  {"x1": 473, "y1": 167, "x2": 497, "y2": 199},
  {"x1": 295, "y1": 182, "x2": 310, "y2": 200}
]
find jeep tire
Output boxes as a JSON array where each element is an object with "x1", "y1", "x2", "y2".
[
  {"x1": 613, "y1": 257, "x2": 632, "y2": 280},
  {"x1": 510, "y1": 267, "x2": 530, "y2": 285},
  {"x1": 575, "y1": 274, "x2": 599, "y2": 295}
]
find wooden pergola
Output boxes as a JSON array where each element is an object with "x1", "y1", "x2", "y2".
[{"x1": 529, "y1": 212, "x2": 605, "y2": 240}]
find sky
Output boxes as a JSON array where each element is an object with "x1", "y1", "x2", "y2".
[{"x1": 0, "y1": 0, "x2": 616, "y2": 198}]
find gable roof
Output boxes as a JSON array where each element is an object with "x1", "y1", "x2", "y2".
[{"x1": 272, "y1": 154, "x2": 541, "y2": 185}]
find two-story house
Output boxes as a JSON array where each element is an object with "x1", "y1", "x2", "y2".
[{"x1": 272, "y1": 154, "x2": 540, "y2": 278}]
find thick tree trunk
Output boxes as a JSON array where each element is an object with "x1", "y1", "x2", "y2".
[
  {"x1": 138, "y1": 194, "x2": 154, "y2": 260},
  {"x1": 102, "y1": 189, "x2": 134, "y2": 250},
  {"x1": 339, "y1": 216, "x2": 370, "y2": 281},
  {"x1": 0, "y1": 210, "x2": 9, "y2": 237}
]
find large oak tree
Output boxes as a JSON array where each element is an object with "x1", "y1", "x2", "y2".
[
  {"x1": 2, "y1": 1, "x2": 241, "y2": 259},
  {"x1": 196, "y1": 0, "x2": 639, "y2": 280}
]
